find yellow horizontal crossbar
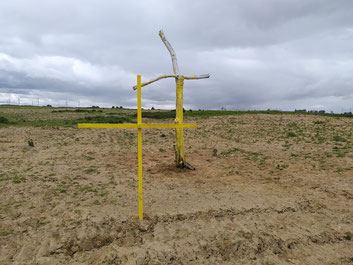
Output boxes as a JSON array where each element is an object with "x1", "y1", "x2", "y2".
[{"x1": 78, "y1": 123, "x2": 197, "y2": 129}]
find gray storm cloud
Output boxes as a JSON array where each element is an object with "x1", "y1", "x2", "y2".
[{"x1": 0, "y1": 0, "x2": 353, "y2": 112}]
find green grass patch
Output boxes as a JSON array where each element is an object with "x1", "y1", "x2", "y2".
[
  {"x1": 52, "y1": 109, "x2": 103, "y2": 113},
  {"x1": 12, "y1": 115, "x2": 135, "y2": 127},
  {"x1": 83, "y1": 167, "x2": 99, "y2": 174},
  {"x1": 220, "y1": 147, "x2": 243, "y2": 156},
  {"x1": 0, "y1": 116, "x2": 9, "y2": 123},
  {"x1": 79, "y1": 184, "x2": 97, "y2": 193},
  {"x1": 0, "y1": 230, "x2": 13, "y2": 237},
  {"x1": 2, "y1": 105, "x2": 353, "y2": 127},
  {"x1": 0, "y1": 173, "x2": 11, "y2": 182},
  {"x1": 142, "y1": 111, "x2": 175, "y2": 119},
  {"x1": 286, "y1": 131, "x2": 297, "y2": 137},
  {"x1": 333, "y1": 135, "x2": 346, "y2": 142},
  {"x1": 77, "y1": 115, "x2": 134, "y2": 123},
  {"x1": 12, "y1": 175, "x2": 26, "y2": 184}
]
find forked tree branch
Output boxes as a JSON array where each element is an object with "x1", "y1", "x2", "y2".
[
  {"x1": 132, "y1": 74, "x2": 177, "y2": 90},
  {"x1": 132, "y1": 30, "x2": 210, "y2": 90},
  {"x1": 159, "y1": 30, "x2": 180, "y2": 75},
  {"x1": 132, "y1": 73, "x2": 210, "y2": 90},
  {"x1": 184, "y1": 74, "x2": 210, "y2": 80}
]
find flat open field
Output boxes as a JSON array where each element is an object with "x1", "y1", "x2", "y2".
[{"x1": 1, "y1": 106, "x2": 353, "y2": 264}]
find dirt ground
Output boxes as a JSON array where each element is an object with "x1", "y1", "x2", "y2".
[{"x1": 1, "y1": 113, "x2": 353, "y2": 264}]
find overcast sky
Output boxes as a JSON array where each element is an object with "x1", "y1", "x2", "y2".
[{"x1": 0, "y1": 0, "x2": 353, "y2": 112}]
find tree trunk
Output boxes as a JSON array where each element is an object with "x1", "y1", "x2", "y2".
[{"x1": 175, "y1": 76, "x2": 185, "y2": 167}]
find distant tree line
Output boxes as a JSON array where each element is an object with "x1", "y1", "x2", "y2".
[{"x1": 295, "y1": 109, "x2": 352, "y2": 116}]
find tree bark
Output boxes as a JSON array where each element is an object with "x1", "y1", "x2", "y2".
[
  {"x1": 159, "y1": 30, "x2": 180, "y2": 75},
  {"x1": 133, "y1": 75, "x2": 176, "y2": 90},
  {"x1": 175, "y1": 76, "x2": 185, "y2": 167}
]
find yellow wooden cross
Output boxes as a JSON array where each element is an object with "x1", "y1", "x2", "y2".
[
  {"x1": 78, "y1": 75, "x2": 197, "y2": 220},
  {"x1": 133, "y1": 30, "x2": 209, "y2": 169}
]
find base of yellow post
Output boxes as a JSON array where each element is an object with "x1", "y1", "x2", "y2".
[
  {"x1": 175, "y1": 77, "x2": 185, "y2": 167},
  {"x1": 138, "y1": 128, "x2": 143, "y2": 220}
]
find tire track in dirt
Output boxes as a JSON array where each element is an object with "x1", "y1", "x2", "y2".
[
  {"x1": 47, "y1": 211, "x2": 351, "y2": 265},
  {"x1": 56, "y1": 206, "x2": 298, "y2": 256},
  {"x1": 47, "y1": 201, "x2": 343, "y2": 258}
]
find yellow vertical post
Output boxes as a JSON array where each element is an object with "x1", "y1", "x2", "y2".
[
  {"x1": 137, "y1": 75, "x2": 143, "y2": 220},
  {"x1": 175, "y1": 76, "x2": 185, "y2": 167}
]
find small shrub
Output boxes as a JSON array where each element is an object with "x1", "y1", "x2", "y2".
[
  {"x1": 276, "y1": 164, "x2": 289, "y2": 170},
  {"x1": 142, "y1": 111, "x2": 175, "y2": 119},
  {"x1": 0, "y1": 116, "x2": 9, "y2": 124},
  {"x1": 93, "y1": 200, "x2": 101, "y2": 205},
  {"x1": 333, "y1": 135, "x2": 346, "y2": 142},
  {"x1": 336, "y1": 151, "x2": 345, "y2": 158},
  {"x1": 344, "y1": 232, "x2": 352, "y2": 241},
  {"x1": 13, "y1": 175, "x2": 26, "y2": 184},
  {"x1": 28, "y1": 139, "x2": 34, "y2": 147},
  {"x1": 287, "y1": 131, "x2": 297, "y2": 137}
]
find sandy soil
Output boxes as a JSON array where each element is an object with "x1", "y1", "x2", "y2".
[{"x1": 1, "y1": 114, "x2": 353, "y2": 264}]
